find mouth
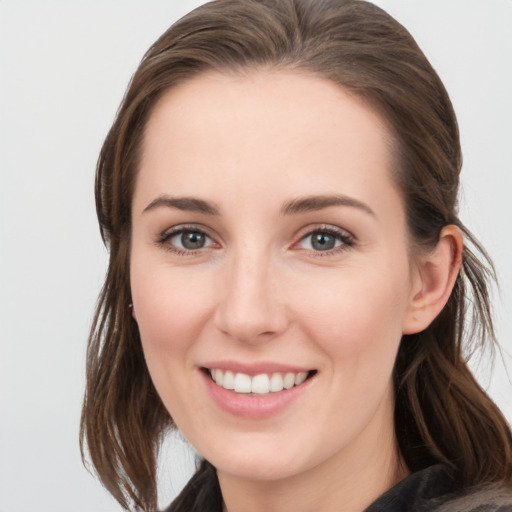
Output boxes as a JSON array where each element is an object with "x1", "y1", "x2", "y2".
[{"x1": 202, "y1": 367, "x2": 317, "y2": 395}]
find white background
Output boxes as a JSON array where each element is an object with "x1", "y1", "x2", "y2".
[{"x1": 1, "y1": 1, "x2": 511, "y2": 511}]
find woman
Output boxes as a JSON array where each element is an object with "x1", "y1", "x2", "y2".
[{"x1": 80, "y1": 0, "x2": 512, "y2": 510}]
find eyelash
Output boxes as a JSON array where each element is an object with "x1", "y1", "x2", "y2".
[
  {"x1": 294, "y1": 225, "x2": 355, "y2": 257},
  {"x1": 157, "y1": 224, "x2": 356, "y2": 257},
  {"x1": 157, "y1": 225, "x2": 215, "y2": 256}
]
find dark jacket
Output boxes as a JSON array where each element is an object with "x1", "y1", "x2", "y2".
[
  {"x1": 165, "y1": 462, "x2": 512, "y2": 511},
  {"x1": 365, "y1": 465, "x2": 512, "y2": 512}
]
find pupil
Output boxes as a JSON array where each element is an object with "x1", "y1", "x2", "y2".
[
  {"x1": 312, "y1": 233, "x2": 335, "y2": 251},
  {"x1": 181, "y1": 231, "x2": 205, "y2": 249}
]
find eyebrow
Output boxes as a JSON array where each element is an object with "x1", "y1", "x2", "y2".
[
  {"x1": 143, "y1": 195, "x2": 220, "y2": 215},
  {"x1": 281, "y1": 195, "x2": 375, "y2": 216},
  {"x1": 142, "y1": 193, "x2": 374, "y2": 217}
]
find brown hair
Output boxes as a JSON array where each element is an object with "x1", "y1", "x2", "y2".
[{"x1": 80, "y1": 0, "x2": 512, "y2": 510}]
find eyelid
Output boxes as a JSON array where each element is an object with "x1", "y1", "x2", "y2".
[
  {"x1": 156, "y1": 222, "x2": 355, "y2": 256},
  {"x1": 157, "y1": 223, "x2": 219, "y2": 254},
  {"x1": 292, "y1": 224, "x2": 356, "y2": 254}
]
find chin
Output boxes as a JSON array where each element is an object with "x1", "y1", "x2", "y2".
[
  {"x1": 194, "y1": 431, "x2": 324, "y2": 483},
  {"x1": 213, "y1": 454, "x2": 305, "y2": 482}
]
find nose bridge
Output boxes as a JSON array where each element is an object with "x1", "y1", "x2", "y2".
[{"x1": 214, "y1": 242, "x2": 286, "y2": 343}]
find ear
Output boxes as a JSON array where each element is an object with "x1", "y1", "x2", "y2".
[
  {"x1": 130, "y1": 303, "x2": 137, "y2": 321},
  {"x1": 402, "y1": 225, "x2": 463, "y2": 335}
]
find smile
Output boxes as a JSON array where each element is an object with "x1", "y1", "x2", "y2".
[
  {"x1": 207, "y1": 368, "x2": 315, "y2": 395},
  {"x1": 201, "y1": 365, "x2": 318, "y2": 418}
]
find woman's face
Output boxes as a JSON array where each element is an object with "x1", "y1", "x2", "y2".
[{"x1": 130, "y1": 71, "x2": 421, "y2": 483}]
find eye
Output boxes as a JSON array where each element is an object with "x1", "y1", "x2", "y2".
[
  {"x1": 159, "y1": 227, "x2": 215, "y2": 253},
  {"x1": 297, "y1": 228, "x2": 354, "y2": 253},
  {"x1": 174, "y1": 230, "x2": 208, "y2": 250}
]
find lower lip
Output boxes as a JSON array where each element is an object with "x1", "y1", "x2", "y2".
[{"x1": 201, "y1": 370, "x2": 314, "y2": 419}]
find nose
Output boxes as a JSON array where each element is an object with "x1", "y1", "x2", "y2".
[{"x1": 213, "y1": 249, "x2": 289, "y2": 344}]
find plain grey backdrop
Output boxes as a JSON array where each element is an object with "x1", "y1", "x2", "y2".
[{"x1": 1, "y1": 1, "x2": 511, "y2": 511}]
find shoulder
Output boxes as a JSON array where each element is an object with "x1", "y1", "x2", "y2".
[
  {"x1": 365, "y1": 465, "x2": 512, "y2": 512},
  {"x1": 434, "y1": 485, "x2": 512, "y2": 512}
]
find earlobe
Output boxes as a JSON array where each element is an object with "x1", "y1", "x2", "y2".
[
  {"x1": 129, "y1": 303, "x2": 137, "y2": 321},
  {"x1": 402, "y1": 225, "x2": 463, "y2": 335}
]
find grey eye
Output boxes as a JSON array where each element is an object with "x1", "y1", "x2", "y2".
[
  {"x1": 298, "y1": 230, "x2": 345, "y2": 252},
  {"x1": 168, "y1": 229, "x2": 212, "y2": 251},
  {"x1": 310, "y1": 232, "x2": 337, "y2": 251},
  {"x1": 181, "y1": 231, "x2": 206, "y2": 249}
]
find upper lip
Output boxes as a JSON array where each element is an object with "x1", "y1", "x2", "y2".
[{"x1": 201, "y1": 360, "x2": 314, "y2": 376}]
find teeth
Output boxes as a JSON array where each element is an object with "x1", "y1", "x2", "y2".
[
  {"x1": 213, "y1": 369, "x2": 223, "y2": 386},
  {"x1": 283, "y1": 372, "x2": 295, "y2": 389},
  {"x1": 223, "y1": 370, "x2": 235, "y2": 390},
  {"x1": 234, "y1": 373, "x2": 252, "y2": 393},
  {"x1": 251, "y1": 374, "x2": 270, "y2": 394},
  {"x1": 269, "y1": 372, "x2": 284, "y2": 392},
  {"x1": 209, "y1": 369, "x2": 311, "y2": 395},
  {"x1": 295, "y1": 371, "x2": 308, "y2": 385}
]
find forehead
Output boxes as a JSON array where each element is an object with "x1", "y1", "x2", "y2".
[
  {"x1": 143, "y1": 69, "x2": 393, "y2": 153},
  {"x1": 135, "y1": 70, "x2": 399, "y2": 218}
]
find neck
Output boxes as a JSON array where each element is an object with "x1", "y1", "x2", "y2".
[{"x1": 217, "y1": 400, "x2": 408, "y2": 512}]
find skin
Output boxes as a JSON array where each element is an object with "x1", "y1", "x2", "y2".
[{"x1": 130, "y1": 71, "x2": 462, "y2": 512}]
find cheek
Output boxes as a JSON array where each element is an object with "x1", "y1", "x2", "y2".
[
  {"x1": 293, "y1": 264, "x2": 410, "y2": 366},
  {"x1": 129, "y1": 261, "x2": 217, "y2": 416},
  {"x1": 129, "y1": 267, "x2": 215, "y2": 435},
  {"x1": 131, "y1": 263, "x2": 213, "y2": 351},
  {"x1": 291, "y1": 267, "x2": 410, "y2": 440}
]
